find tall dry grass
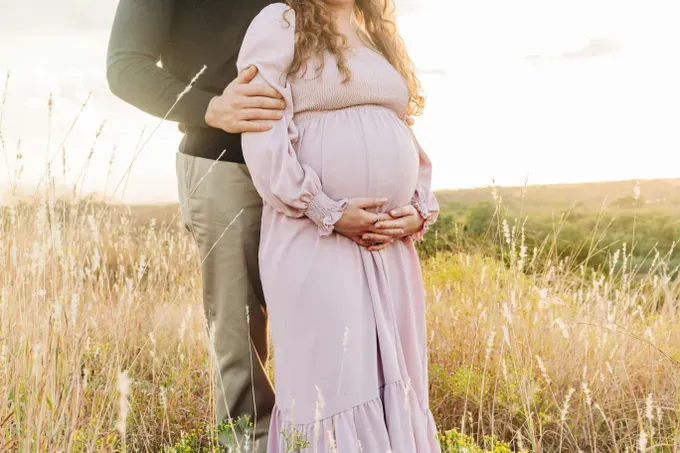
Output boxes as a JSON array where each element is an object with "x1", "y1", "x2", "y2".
[
  {"x1": 0, "y1": 197, "x2": 216, "y2": 451},
  {"x1": 426, "y1": 244, "x2": 680, "y2": 452},
  {"x1": 1, "y1": 193, "x2": 679, "y2": 451},
  {"x1": 428, "y1": 186, "x2": 680, "y2": 452}
]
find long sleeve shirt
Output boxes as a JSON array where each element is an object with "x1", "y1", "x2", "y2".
[{"x1": 106, "y1": 0, "x2": 274, "y2": 162}]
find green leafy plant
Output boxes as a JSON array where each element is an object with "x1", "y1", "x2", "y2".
[{"x1": 281, "y1": 427, "x2": 311, "y2": 453}]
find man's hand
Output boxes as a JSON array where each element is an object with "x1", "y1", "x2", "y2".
[{"x1": 205, "y1": 66, "x2": 286, "y2": 133}]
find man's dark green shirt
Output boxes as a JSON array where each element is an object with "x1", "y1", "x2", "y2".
[{"x1": 107, "y1": 0, "x2": 275, "y2": 163}]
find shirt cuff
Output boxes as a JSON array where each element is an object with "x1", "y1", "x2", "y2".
[{"x1": 304, "y1": 192, "x2": 348, "y2": 237}]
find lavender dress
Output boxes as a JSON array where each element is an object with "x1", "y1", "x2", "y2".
[{"x1": 238, "y1": 4, "x2": 441, "y2": 452}]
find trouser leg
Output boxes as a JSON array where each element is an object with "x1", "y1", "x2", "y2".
[{"x1": 176, "y1": 153, "x2": 274, "y2": 452}]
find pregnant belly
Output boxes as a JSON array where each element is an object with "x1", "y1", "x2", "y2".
[{"x1": 295, "y1": 105, "x2": 419, "y2": 212}]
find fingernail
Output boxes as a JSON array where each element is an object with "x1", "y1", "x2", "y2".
[
  {"x1": 390, "y1": 210, "x2": 397, "y2": 216},
  {"x1": 380, "y1": 198, "x2": 388, "y2": 202},
  {"x1": 362, "y1": 235, "x2": 369, "y2": 240}
]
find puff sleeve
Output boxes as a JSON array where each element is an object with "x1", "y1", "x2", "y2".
[{"x1": 237, "y1": 4, "x2": 346, "y2": 237}]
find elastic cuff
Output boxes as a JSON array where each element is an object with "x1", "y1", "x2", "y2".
[
  {"x1": 410, "y1": 189, "x2": 434, "y2": 241},
  {"x1": 305, "y1": 192, "x2": 348, "y2": 237}
]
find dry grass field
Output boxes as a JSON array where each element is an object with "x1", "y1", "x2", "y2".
[{"x1": 1, "y1": 190, "x2": 678, "y2": 452}]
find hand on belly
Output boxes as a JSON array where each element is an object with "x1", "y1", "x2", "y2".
[{"x1": 333, "y1": 198, "x2": 424, "y2": 251}]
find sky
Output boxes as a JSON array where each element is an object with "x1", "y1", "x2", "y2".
[{"x1": 0, "y1": 0, "x2": 679, "y2": 203}]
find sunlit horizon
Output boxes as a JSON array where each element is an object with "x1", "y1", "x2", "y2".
[{"x1": 1, "y1": 0, "x2": 679, "y2": 204}]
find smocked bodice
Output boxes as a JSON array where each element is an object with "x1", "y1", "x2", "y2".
[{"x1": 290, "y1": 47, "x2": 409, "y2": 120}]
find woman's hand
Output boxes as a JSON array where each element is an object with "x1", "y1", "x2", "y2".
[
  {"x1": 337, "y1": 202, "x2": 424, "y2": 251},
  {"x1": 333, "y1": 198, "x2": 392, "y2": 237},
  {"x1": 363, "y1": 205, "x2": 424, "y2": 249}
]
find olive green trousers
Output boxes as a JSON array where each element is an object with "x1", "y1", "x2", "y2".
[{"x1": 176, "y1": 152, "x2": 274, "y2": 452}]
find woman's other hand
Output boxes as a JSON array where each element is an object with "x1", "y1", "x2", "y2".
[{"x1": 369, "y1": 205, "x2": 424, "y2": 242}]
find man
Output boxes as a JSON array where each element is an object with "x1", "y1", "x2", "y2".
[{"x1": 106, "y1": 0, "x2": 425, "y2": 449}]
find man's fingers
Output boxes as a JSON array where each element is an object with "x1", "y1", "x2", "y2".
[
  {"x1": 236, "y1": 65, "x2": 259, "y2": 84},
  {"x1": 355, "y1": 197, "x2": 388, "y2": 209},
  {"x1": 239, "y1": 83, "x2": 283, "y2": 99},
  {"x1": 233, "y1": 120, "x2": 273, "y2": 133},
  {"x1": 239, "y1": 95, "x2": 285, "y2": 110},
  {"x1": 242, "y1": 96, "x2": 286, "y2": 110},
  {"x1": 240, "y1": 108, "x2": 284, "y2": 121}
]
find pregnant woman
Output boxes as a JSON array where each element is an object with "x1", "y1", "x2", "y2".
[{"x1": 238, "y1": 1, "x2": 440, "y2": 451}]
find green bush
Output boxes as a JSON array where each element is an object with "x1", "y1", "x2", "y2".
[{"x1": 440, "y1": 428, "x2": 525, "y2": 453}]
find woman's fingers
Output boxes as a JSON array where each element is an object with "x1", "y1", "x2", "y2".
[
  {"x1": 361, "y1": 233, "x2": 395, "y2": 243},
  {"x1": 389, "y1": 205, "x2": 417, "y2": 218},
  {"x1": 368, "y1": 242, "x2": 391, "y2": 252},
  {"x1": 366, "y1": 228, "x2": 403, "y2": 239},
  {"x1": 373, "y1": 218, "x2": 406, "y2": 230},
  {"x1": 354, "y1": 197, "x2": 388, "y2": 209},
  {"x1": 376, "y1": 212, "x2": 392, "y2": 222},
  {"x1": 343, "y1": 234, "x2": 384, "y2": 248},
  {"x1": 345, "y1": 235, "x2": 371, "y2": 247}
]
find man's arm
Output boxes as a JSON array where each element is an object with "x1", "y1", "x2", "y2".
[
  {"x1": 106, "y1": 0, "x2": 215, "y2": 127},
  {"x1": 107, "y1": 0, "x2": 286, "y2": 132}
]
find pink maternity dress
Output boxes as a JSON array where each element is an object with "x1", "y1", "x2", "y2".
[{"x1": 238, "y1": 4, "x2": 441, "y2": 452}]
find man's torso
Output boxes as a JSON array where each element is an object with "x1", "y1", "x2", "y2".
[{"x1": 167, "y1": 0, "x2": 276, "y2": 162}]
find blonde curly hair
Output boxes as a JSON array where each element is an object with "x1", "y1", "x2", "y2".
[{"x1": 284, "y1": 0, "x2": 425, "y2": 116}]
